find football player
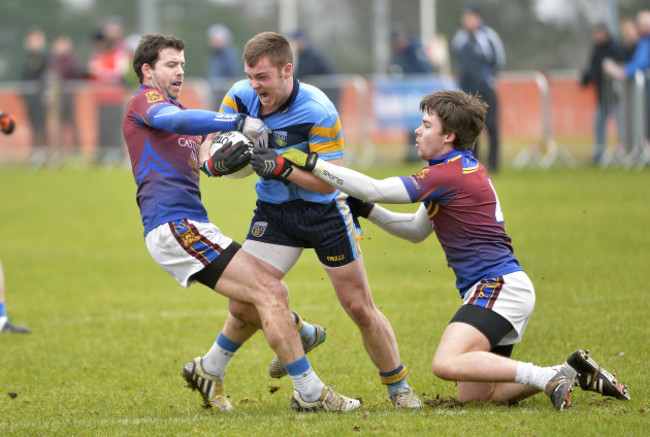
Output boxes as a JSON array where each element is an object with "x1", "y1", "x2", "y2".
[
  {"x1": 0, "y1": 113, "x2": 31, "y2": 333},
  {"x1": 280, "y1": 89, "x2": 631, "y2": 410},
  {"x1": 205, "y1": 31, "x2": 421, "y2": 410},
  {"x1": 123, "y1": 34, "x2": 359, "y2": 413}
]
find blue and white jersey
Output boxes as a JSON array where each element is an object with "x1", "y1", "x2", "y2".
[{"x1": 220, "y1": 78, "x2": 344, "y2": 204}]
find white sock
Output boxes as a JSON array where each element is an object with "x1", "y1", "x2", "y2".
[
  {"x1": 0, "y1": 316, "x2": 7, "y2": 331},
  {"x1": 290, "y1": 368, "x2": 326, "y2": 403},
  {"x1": 515, "y1": 361, "x2": 562, "y2": 391},
  {"x1": 201, "y1": 343, "x2": 234, "y2": 379}
]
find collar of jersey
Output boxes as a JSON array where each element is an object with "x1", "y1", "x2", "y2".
[{"x1": 428, "y1": 149, "x2": 475, "y2": 167}]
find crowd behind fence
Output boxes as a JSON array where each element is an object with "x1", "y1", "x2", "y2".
[{"x1": 1, "y1": 70, "x2": 648, "y2": 169}]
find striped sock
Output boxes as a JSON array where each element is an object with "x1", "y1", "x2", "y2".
[
  {"x1": 380, "y1": 365, "x2": 411, "y2": 396},
  {"x1": 291, "y1": 311, "x2": 317, "y2": 349}
]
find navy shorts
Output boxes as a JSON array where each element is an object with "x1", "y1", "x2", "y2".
[{"x1": 245, "y1": 197, "x2": 363, "y2": 268}]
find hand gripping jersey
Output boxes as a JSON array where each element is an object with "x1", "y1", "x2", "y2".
[
  {"x1": 399, "y1": 150, "x2": 522, "y2": 295},
  {"x1": 123, "y1": 86, "x2": 208, "y2": 235},
  {"x1": 219, "y1": 78, "x2": 344, "y2": 204}
]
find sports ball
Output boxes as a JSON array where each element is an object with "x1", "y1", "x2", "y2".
[{"x1": 210, "y1": 130, "x2": 255, "y2": 179}]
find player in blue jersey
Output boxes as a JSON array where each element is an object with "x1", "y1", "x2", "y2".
[
  {"x1": 122, "y1": 34, "x2": 360, "y2": 413},
  {"x1": 1, "y1": 113, "x2": 31, "y2": 334},
  {"x1": 202, "y1": 31, "x2": 421, "y2": 409},
  {"x1": 280, "y1": 89, "x2": 631, "y2": 410}
]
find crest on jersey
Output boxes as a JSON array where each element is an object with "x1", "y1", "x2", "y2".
[
  {"x1": 146, "y1": 91, "x2": 164, "y2": 103},
  {"x1": 251, "y1": 221, "x2": 268, "y2": 237},
  {"x1": 414, "y1": 168, "x2": 430, "y2": 179},
  {"x1": 273, "y1": 131, "x2": 288, "y2": 147}
]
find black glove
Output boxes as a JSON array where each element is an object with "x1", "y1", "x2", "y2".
[
  {"x1": 347, "y1": 196, "x2": 375, "y2": 219},
  {"x1": 0, "y1": 113, "x2": 16, "y2": 135},
  {"x1": 250, "y1": 147, "x2": 293, "y2": 180},
  {"x1": 202, "y1": 140, "x2": 251, "y2": 177}
]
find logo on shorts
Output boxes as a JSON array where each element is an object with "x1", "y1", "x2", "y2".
[
  {"x1": 251, "y1": 221, "x2": 268, "y2": 237},
  {"x1": 179, "y1": 229, "x2": 201, "y2": 247},
  {"x1": 145, "y1": 90, "x2": 164, "y2": 103},
  {"x1": 273, "y1": 131, "x2": 288, "y2": 147},
  {"x1": 326, "y1": 254, "x2": 345, "y2": 262}
]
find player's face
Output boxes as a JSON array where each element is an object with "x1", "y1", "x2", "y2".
[
  {"x1": 146, "y1": 48, "x2": 185, "y2": 100},
  {"x1": 414, "y1": 111, "x2": 454, "y2": 160},
  {"x1": 245, "y1": 56, "x2": 293, "y2": 113}
]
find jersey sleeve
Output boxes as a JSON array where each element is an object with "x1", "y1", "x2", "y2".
[
  {"x1": 309, "y1": 113, "x2": 344, "y2": 160},
  {"x1": 399, "y1": 164, "x2": 459, "y2": 205},
  {"x1": 129, "y1": 88, "x2": 237, "y2": 135}
]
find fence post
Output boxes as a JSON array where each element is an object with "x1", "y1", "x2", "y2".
[{"x1": 512, "y1": 70, "x2": 574, "y2": 169}]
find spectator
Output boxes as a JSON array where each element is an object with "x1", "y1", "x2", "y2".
[
  {"x1": 390, "y1": 29, "x2": 434, "y2": 76},
  {"x1": 390, "y1": 29, "x2": 434, "y2": 162},
  {"x1": 205, "y1": 24, "x2": 240, "y2": 106},
  {"x1": 290, "y1": 29, "x2": 340, "y2": 108},
  {"x1": 580, "y1": 23, "x2": 626, "y2": 164},
  {"x1": 87, "y1": 16, "x2": 129, "y2": 165},
  {"x1": 21, "y1": 28, "x2": 49, "y2": 165},
  {"x1": 604, "y1": 10, "x2": 650, "y2": 145},
  {"x1": 49, "y1": 35, "x2": 84, "y2": 158},
  {"x1": 620, "y1": 18, "x2": 639, "y2": 61},
  {"x1": 451, "y1": 3, "x2": 505, "y2": 173}
]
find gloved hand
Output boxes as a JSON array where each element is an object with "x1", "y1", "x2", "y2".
[
  {"x1": 280, "y1": 148, "x2": 319, "y2": 172},
  {"x1": 0, "y1": 113, "x2": 16, "y2": 134},
  {"x1": 202, "y1": 140, "x2": 251, "y2": 177},
  {"x1": 234, "y1": 114, "x2": 272, "y2": 148},
  {"x1": 347, "y1": 196, "x2": 375, "y2": 219},
  {"x1": 250, "y1": 147, "x2": 293, "y2": 180}
]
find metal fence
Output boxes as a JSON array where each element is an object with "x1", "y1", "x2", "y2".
[{"x1": 2, "y1": 71, "x2": 649, "y2": 169}]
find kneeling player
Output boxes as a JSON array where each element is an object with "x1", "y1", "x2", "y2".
[{"x1": 278, "y1": 89, "x2": 630, "y2": 410}]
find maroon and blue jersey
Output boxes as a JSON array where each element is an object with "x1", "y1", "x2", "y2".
[
  {"x1": 123, "y1": 86, "x2": 208, "y2": 236},
  {"x1": 399, "y1": 150, "x2": 521, "y2": 296}
]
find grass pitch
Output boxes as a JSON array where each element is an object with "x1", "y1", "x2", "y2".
[{"x1": 0, "y1": 163, "x2": 648, "y2": 436}]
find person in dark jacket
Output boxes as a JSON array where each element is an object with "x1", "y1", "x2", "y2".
[
  {"x1": 451, "y1": 3, "x2": 505, "y2": 172},
  {"x1": 290, "y1": 29, "x2": 340, "y2": 108},
  {"x1": 580, "y1": 23, "x2": 626, "y2": 164},
  {"x1": 21, "y1": 28, "x2": 49, "y2": 162}
]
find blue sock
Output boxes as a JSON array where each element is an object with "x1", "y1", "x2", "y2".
[
  {"x1": 216, "y1": 332, "x2": 242, "y2": 353},
  {"x1": 284, "y1": 355, "x2": 311, "y2": 376},
  {"x1": 0, "y1": 302, "x2": 6, "y2": 317}
]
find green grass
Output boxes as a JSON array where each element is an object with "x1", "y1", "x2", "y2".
[{"x1": 0, "y1": 163, "x2": 648, "y2": 436}]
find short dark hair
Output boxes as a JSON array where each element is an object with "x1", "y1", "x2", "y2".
[
  {"x1": 132, "y1": 34, "x2": 185, "y2": 84},
  {"x1": 419, "y1": 89, "x2": 488, "y2": 151},
  {"x1": 243, "y1": 31, "x2": 293, "y2": 70}
]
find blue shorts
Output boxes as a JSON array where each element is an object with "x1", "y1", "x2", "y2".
[{"x1": 245, "y1": 196, "x2": 363, "y2": 268}]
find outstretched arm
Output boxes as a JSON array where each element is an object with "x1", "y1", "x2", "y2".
[
  {"x1": 150, "y1": 105, "x2": 237, "y2": 135},
  {"x1": 148, "y1": 105, "x2": 271, "y2": 148},
  {"x1": 312, "y1": 158, "x2": 412, "y2": 204},
  {"x1": 367, "y1": 203, "x2": 434, "y2": 243},
  {"x1": 279, "y1": 149, "x2": 434, "y2": 242}
]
